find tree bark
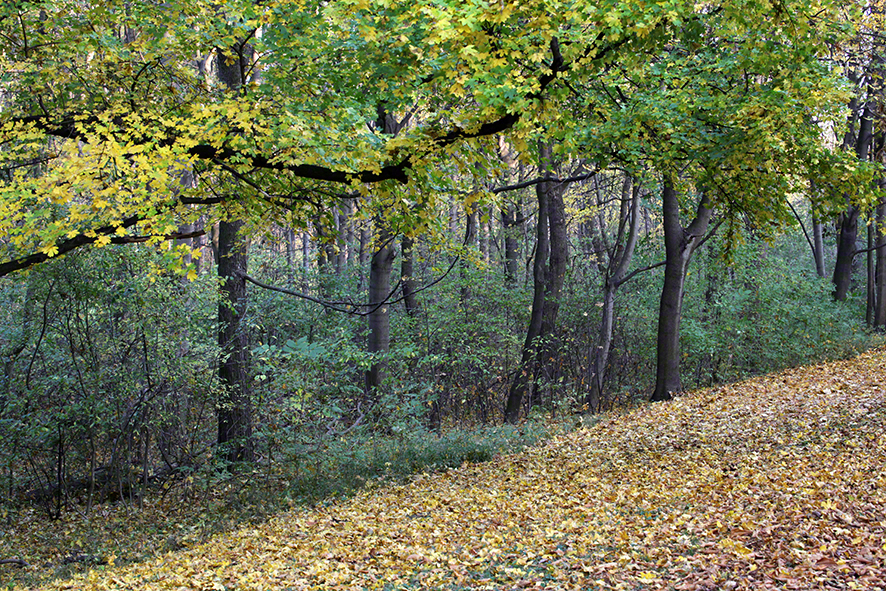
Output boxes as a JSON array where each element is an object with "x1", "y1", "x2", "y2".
[
  {"x1": 216, "y1": 219, "x2": 253, "y2": 461},
  {"x1": 587, "y1": 175, "x2": 639, "y2": 411},
  {"x1": 364, "y1": 106, "x2": 406, "y2": 392},
  {"x1": 505, "y1": 142, "x2": 566, "y2": 423},
  {"x1": 651, "y1": 178, "x2": 713, "y2": 402},
  {"x1": 365, "y1": 223, "x2": 394, "y2": 391},
  {"x1": 401, "y1": 235, "x2": 419, "y2": 316},
  {"x1": 833, "y1": 101, "x2": 873, "y2": 301},
  {"x1": 876, "y1": 197, "x2": 886, "y2": 326},
  {"x1": 812, "y1": 215, "x2": 825, "y2": 278},
  {"x1": 215, "y1": 42, "x2": 254, "y2": 461},
  {"x1": 501, "y1": 204, "x2": 519, "y2": 283}
]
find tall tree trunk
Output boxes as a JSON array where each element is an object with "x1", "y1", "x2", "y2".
[
  {"x1": 588, "y1": 175, "x2": 639, "y2": 411},
  {"x1": 505, "y1": 181, "x2": 548, "y2": 424},
  {"x1": 876, "y1": 198, "x2": 886, "y2": 327},
  {"x1": 215, "y1": 42, "x2": 254, "y2": 461},
  {"x1": 460, "y1": 208, "x2": 478, "y2": 305},
  {"x1": 533, "y1": 157, "x2": 567, "y2": 408},
  {"x1": 366, "y1": 223, "x2": 394, "y2": 391},
  {"x1": 868, "y1": 221, "x2": 876, "y2": 325},
  {"x1": 497, "y1": 137, "x2": 520, "y2": 284},
  {"x1": 217, "y1": 219, "x2": 253, "y2": 461},
  {"x1": 651, "y1": 178, "x2": 713, "y2": 402},
  {"x1": 833, "y1": 101, "x2": 873, "y2": 301},
  {"x1": 505, "y1": 143, "x2": 566, "y2": 423},
  {"x1": 364, "y1": 105, "x2": 406, "y2": 392}
]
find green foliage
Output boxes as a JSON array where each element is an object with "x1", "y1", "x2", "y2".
[
  {"x1": 680, "y1": 235, "x2": 870, "y2": 385},
  {"x1": 606, "y1": 231, "x2": 872, "y2": 396},
  {"x1": 283, "y1": 421, "x2": 555, "y2": 505},
  {"x1": 0, "y1": 246, "x2": 219, "y2": 515}
]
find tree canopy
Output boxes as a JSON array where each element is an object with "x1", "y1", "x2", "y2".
[{"x1": 0, "y1": 0, "x2": 875, "y2": 275}]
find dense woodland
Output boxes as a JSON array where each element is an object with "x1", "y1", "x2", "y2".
[{"x1": 0, "y1": 0, "x2": 884, "y2": 544}]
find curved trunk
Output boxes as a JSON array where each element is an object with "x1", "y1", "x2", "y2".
[
  {"x1": 588, "y1": 176, "x2": 639, "y2": 411},
  {"x1": 833, "y1": 102, "x2": 873, "y2": 301},
  {"x1": 504, "y1": 189, "x2": 547, "y2": 423},
  {"x1": 505, "y1": 143, "x2": 566, "y2": 423},
  {"x1": 651, "y1": 178, "x2": 713, "y2": 402}
]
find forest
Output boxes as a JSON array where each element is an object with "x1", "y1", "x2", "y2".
[{"x1": 1, "y1": 0, "x2": 885, "y2": 587}]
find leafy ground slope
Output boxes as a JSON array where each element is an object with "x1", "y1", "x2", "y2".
[{"x1": 35, "y1": 350, "x2": 886, "y2": 590}]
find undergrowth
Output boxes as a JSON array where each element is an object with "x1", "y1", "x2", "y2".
[{"x1": 0, "y1": 420, "x2": 567, "y2": 590}]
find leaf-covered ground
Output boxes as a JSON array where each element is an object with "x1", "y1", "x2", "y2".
[{"x1": 27, "y1": 349, "x2": 886, "y2": 590}]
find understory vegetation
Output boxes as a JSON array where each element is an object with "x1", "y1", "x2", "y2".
[
  {"x1": 0, "y1": 225, "x2": 875, "y2": 589},
  {"x1": 5, "y1": 348, "x2": 886, "y2": 590}
]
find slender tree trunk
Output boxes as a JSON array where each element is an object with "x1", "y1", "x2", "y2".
[
  {"x1": 479, "y1": 208, "x2": 490, "y2": 263},
  {"x1": 460, "y1": 208, "x2": 478, "y2": 305},
  {"x1": 868, "y1": 221, "x2": 876, "y2": 325},
  {"x1": 502, "y1": 204, "x2": 519, "y2": 283},
  {"x1": 401, "y1": 235, "x2": 419, "y2": 317},
  {"x1": 344, "y1": 199, "x2": 355, "y2": 268},
  {"x1": 497, "y1": 137, "x2": 520, "y2": 284},
  {"x1": 876, "y1": 198, "x2": 886, "y2": 326},
  {"x1": 366, "y1": 224, "x2": 394, "y2": 391},
  {"x1": 651, "y1": 178, "x2": 714, "y2": 402},
  {"x1": 505, "y1": 142, "x2": 566, "y2": 423},
  {"x1": 812, "y1": 215, "x2": 825, "y2": 278},
  {"x1": 505, "y1": 181, "x2": 548, "y2": 423},
  {"x1": 588, "y1": 175, "x2": 639, "y2": 411}
]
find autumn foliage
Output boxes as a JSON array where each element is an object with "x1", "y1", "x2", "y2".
[{"x1": 7, "y1": 349, "x2": 879, "y2": 590}]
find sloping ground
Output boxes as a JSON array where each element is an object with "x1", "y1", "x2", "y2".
[{"x1": 40, "y1": 350, "x2": 886, "y2": 590}]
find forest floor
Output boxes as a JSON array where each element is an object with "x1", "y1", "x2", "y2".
[{"x1": 6, "y1": 349, "x2": 886, "y2": 590}]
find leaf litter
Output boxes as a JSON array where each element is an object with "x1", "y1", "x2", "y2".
[{"x1": 34, "y1": 349, "x2": 886, "y2": 590}]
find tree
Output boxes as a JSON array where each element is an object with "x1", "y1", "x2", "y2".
[
  {"x1": 505, "y1": 142, "x2": 568, "y2": 423},
  {"x1": 650, "y1": 180, "x2": 714, "y2": 401}
]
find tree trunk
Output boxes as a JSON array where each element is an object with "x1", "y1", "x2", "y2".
[
  {"x1": 460, "y1": 208, "x2": 478, "y2": 305},
  {"x1": 812, "y1": 215, "x2": 825, "y2": 278},
  {"x1": 401, "y1": 235, "x2": 419, "y2": 317},
  {"x1": 588, "y1": 175, "x2": 639, "y2": 411},
  {"x1": 876, "y1": 198, "x2": 886, "y2": 326},
  {"x1": 497, "y1": 136, "x2": 519, "y2": 283},
  {"x1": 217, "y1": 219, "x2": 253, "y2": 461},
  {"x1": 364, "y1": 106, "x2": 407, "y2": 392},
  {"x1": 215, "y1": 42, "x2": 254, "y2": 461},
  {"x1": 366, "y1": 224, "x2": 394, "y2": 391},
  {"x1": 502, "y1": 204, "x2": 519, "y2": 283},
  {"x1": 868, "y1": 221, "x2": 876, "y2": 325},
  {"x1": 533, "y1": 158, "x2": 567, "y2": 408},
  {"x1": 833, "y1": 101, "x2": 873, "y2": 301},
  {"x1": 651, "y1": 178, "x2": 713, "y2": 402},
  {"x1": 505, "y1": 182, "x2": 548, "y2": 423},
  {"x1": 505, "y1": 142, "x2": 566, "y2": 423}
]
